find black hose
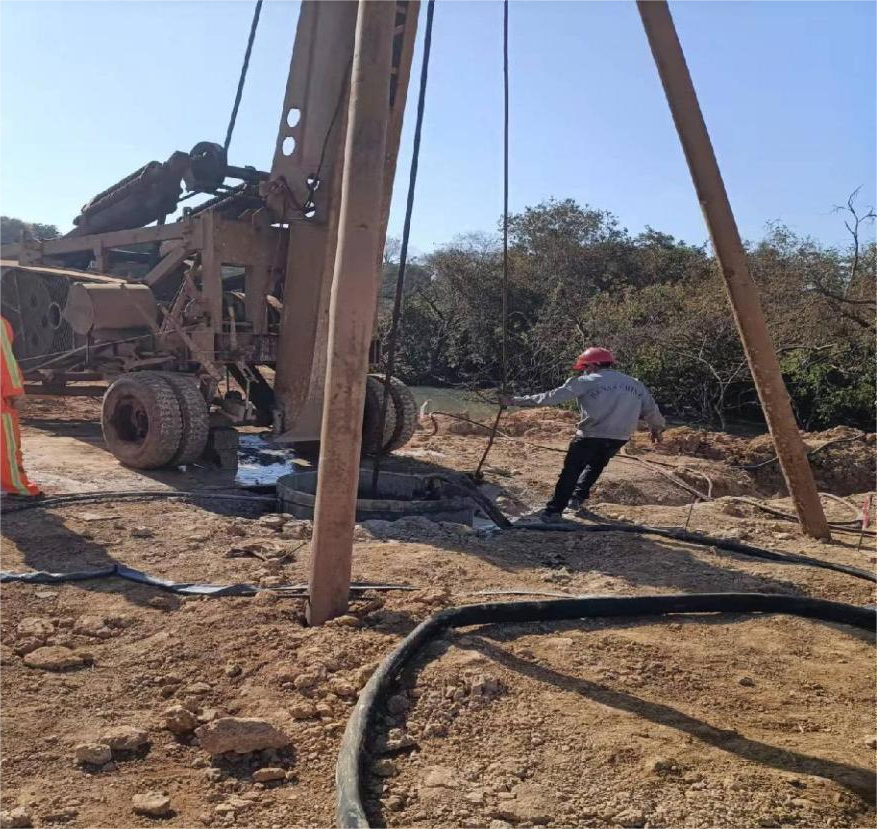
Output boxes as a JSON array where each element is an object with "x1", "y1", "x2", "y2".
[
  {"x1": 431, "y1": 473, "x2": 512, "y2": 529},
  {"x1": 336, "y1": 592, "x2": 876, "y2": 828},
  {"x1": 1, "y1": 564, "x2": 414, "y2": 598},
  {"x1": 1, "y1": 490, "x2": 275, "y2": 515},
  {"x1": 507, "y1": 520, "x2": 876, "y2": 583}
]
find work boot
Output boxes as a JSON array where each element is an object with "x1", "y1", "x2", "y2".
[
  {"x1": 566, "y1": 497, "x2": 584, "y2": 515},
  {"x1": 538, "y1": 508, "x2": 564, "y2": 523}
]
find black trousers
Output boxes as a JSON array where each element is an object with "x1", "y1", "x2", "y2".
[{"x1": 546, "y1": 436, "x2": 627, "y2": 513}]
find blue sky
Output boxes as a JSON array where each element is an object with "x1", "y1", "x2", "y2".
[{"x1": 1, "y1": 1, "x2": 874, "y2": 253}]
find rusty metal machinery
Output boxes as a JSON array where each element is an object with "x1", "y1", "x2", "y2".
[
  {"x1": 0, "y1": 0, "x2": 421, "y2": 471},
  {"x1": 68, "y1": 142, "x2": 268, "y2": 240}
]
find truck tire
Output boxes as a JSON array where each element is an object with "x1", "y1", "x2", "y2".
[
  {"x1": 361, "y1": 375, "x2": 398, "y2": 456},
  {"x1": 101, "y1": 372, "x2": 183, "y2": 469},
  {"x1": 154, "y1": 372, "x2": 210, "y2": 466},
  {"x1": 370, "y1": 374, "x2": 418, "y2": 451}
]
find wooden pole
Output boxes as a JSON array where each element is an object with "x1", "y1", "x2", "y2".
[
  {"x1": 307, "y1": 0, "x2": 397, "y2": 625},
  {"x1": 637, "y1": 0, "x2": 831, "y2": 540}
]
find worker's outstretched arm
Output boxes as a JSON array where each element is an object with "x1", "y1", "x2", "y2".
[{"x1": 505, "y1": 377, "x2": 582, "y2": 408}]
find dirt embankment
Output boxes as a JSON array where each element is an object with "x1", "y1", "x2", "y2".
[{"x1": 648, "y1": 426, "x2": 875, "y2": 497}]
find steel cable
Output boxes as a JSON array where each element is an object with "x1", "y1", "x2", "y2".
[
  {"x1": 224, "y1": 0, "x2": 263, "y2": 153},
  {"x1": 371, "y1": 0, "x2": 436, "y2": 494}
]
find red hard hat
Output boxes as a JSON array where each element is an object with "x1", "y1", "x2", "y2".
[{"x1": 573, "y1": 347, "x2": 614, "y2": 371}]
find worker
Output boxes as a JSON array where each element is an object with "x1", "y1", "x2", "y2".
[
  {"x1": 501, "y1": 347, "x2": 664, "y2": 520},
  {"x1": 1, "y1": 316, "x2": 41, "y2": 497}
]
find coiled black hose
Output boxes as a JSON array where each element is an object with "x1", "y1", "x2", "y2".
[{"x1": 336, "y1": 593, "x2": 876, "y2": 828}]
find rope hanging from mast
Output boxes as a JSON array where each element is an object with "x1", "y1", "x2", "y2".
[
  {"x1": 473, "y1": 0, "x2": 511, "y2": 481},
  {"x1": 371, "y1": 0, "x2": 437, "y2": 493},
  {"x1": 371, "y1": 0, "x2": 510, "y2": 490}
]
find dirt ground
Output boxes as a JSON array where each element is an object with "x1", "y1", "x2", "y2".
[{"x1": 1, "y1": 394, "x2": 875, "y2": 829}]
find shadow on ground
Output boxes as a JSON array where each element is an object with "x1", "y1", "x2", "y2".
[
  {"x1": 470, "y1": 632, "x2": 876, "y2": 801},
  {"x1": 1, "y1": 510, "x2": 162, "y2": 608}
]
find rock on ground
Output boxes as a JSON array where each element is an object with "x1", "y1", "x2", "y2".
[
  {"x1": 12, "y1": 638, "x2": 43, "y2": 656},
  {"x1": 22, "y1": 646, "x2": 85, "y2": 671},
  {"x1": 252, "y1": 767, "x2": 286, "y2": 782},
  {"x1": 289, "y1": 702, "x2": 317, "y2": 720},
  {"x1": 131, "y1": 792, "x2": 172, "y2": 817},
  {"x1": 421, "y1": 765, "x2": 459, "y2": 789},
  {"x1": 74, "y1": 742, "x2": 112, "y2": 765},
  {"x1": 163, "y1": 705, "x2": 199, "y2": 734},
  {"x1": 73, "y1": 615, "x2": 113, "y2": 638},
  {"x1": 16, "y1": 618, "x2": 54, "y2": 640},
  {"x1": 281, "y1": 520, "x2": 311, "y2": 539},
  {"x1": 493, "y1": 783, "x2": 551, "y2": 824},
  {"x1": 101, "y1": 725, "x2": 149, "y2": 752},
  {"x1": 195, "y1": 717, "x2": 290, "y2": 755},
  {"x1": 0, "y1": 807, "x2": 32, "y2": 828}
]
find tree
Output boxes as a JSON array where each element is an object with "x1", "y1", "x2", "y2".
[
  {"x1": 0, "y1": 216, "x2": 59, "y2": 244},
  {"x1": 805, "y1": 188, "x2": 877, "y2": 330}
]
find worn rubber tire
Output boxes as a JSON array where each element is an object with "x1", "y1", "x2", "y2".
[
  {"x1": 154, "y1": 372, "x2": 210, "y2": 466},
  {"x1": 101, "y1": 372, "x2": 183, "y2": 469},
  {"x1": 368, "y1": 374, "x2": 417, "y2": 451},
  {"x1": 385, "y1": 376, "x2": 418, "y2": 451},
  {"x1": 361, "y1": 375, "x2": 398, "y2": 456}
]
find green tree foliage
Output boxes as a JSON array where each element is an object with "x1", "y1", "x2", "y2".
[
  {"x1": 383, "y1": 196, "x2": 875, "y2": 430},
  {"x1": 0, "y1": 216, "x2": 59, "y2": 244}
]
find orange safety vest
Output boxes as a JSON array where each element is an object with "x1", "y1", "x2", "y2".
[
  {"x1": 0, "y1": 316, "x2": 24, "y2": 397},
  {"x1": 1, "y1": 316, "x2": 41, "y2": 496}
]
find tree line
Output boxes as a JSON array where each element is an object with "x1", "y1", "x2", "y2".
[
  {"x1": 379, "y1": 194, "x2": 876, "y2": 431},
  {"x1": 1, "y1": 216, "x2": 59, "y2": 244}
]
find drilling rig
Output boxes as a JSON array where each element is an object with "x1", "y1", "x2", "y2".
[{"x1": 0, "y1": 1, "x2": 419, "y2": 470}]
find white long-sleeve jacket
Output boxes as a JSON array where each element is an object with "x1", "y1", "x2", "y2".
[{"x1": 511, "y1": 369, "x2": 666, "y2": 441}]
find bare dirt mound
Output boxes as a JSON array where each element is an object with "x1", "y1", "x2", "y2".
[{"x1": 643, "y1": 426, "x2": 875, "y2": 497}]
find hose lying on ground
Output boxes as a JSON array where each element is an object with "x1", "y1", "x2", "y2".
[
  {"x1": 336, "y1": 592, "x2": 876, "y2": 828},
  {"x1": 0, "y1": 564, "x2": 413, "y2": 597},
  {"x1": 507, "y1": 519, "x2": 876, "y2": 583},
  {"x1": 430, "y1": 473, "x2": 512, "y2": 529},
  {"x1": 0, "y1": 489, "x2": 275, "y2": 515}
]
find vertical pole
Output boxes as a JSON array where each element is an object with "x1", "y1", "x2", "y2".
[
  {"x1": 270, "y1": 1, "x2": 358, "y2": 438},
  {"x1": 637, "y1": 0, "x2": 830, "y2": 540},
  {"x1": 307, "y1": 0, "x2": 397, "y2": 625}
]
